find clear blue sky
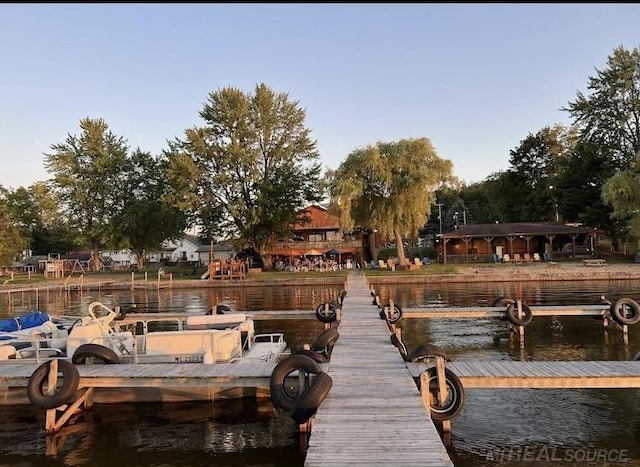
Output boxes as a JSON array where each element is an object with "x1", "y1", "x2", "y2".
[{"x1": 2, "y1": 3, "x2": 640, "y2": 190}]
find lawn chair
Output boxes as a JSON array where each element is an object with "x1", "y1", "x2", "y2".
[
  {"x1": 513, "y1": 253, "x2": 522, "y2": 263},
  {"x1": 503, "y1": 254, "x2": 511, "y2": 263},
  {"x1": 523, "y1": 253, "x2": 533, "y2": 263},
  {"x1": 533, "y1": 253, "x2": 541, "y2": 262}
]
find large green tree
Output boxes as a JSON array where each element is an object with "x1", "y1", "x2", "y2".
[
  {"x1": 44, "y1": 118, "x2": 130, "y2": 271},
  {"x1": 3, "y1": 182, "x2": 77, "y2": 255},
  {"x1": 113, "y1": 150, "x2": 188, "y2": 270},
  {"x1": 331, "y1": 138, "x2": 453, "y2": 265},
  {"x1": 507, "y1": 124, "x2": 575, "y2": 222},
  {"x1": 602, "y1": 153, "x2": 640, "y2": 247},
  {"x1": 564, "y1": 45, "x2": 640, "y2": 169},
  {"x1": 0, "y1": 194, "x2": 24, "y2": 267},
  {"x1": 165, "y1": 84, "x2": 323, "y2": 268}
]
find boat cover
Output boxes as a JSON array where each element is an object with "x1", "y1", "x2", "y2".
[{"x1": 0, "y1": 311, "x2": 50, "y2": 333}]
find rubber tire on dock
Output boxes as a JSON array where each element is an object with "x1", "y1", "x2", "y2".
[
  {"x1": 290, "y1": 372, "x2": 333, "y2": 424},
  {"x1": 72, "y1": 344, "x2": 121, "y2": 364},
  {"x1": 270, "y1": 354, "x2": 323, "y2": 412},
  {"x1": 505, "y1": 302, "x2": 533, "y2": 326},
  {"x1": 381, "y1": 304, "x2": 403, "y2": 323},
  {"x1": 311, "y1": 328, "x2": 339, "y2": 352},
  {"x1": 610, "y1": 298, "x2": 640, "y2": 326},
  {"x1": 27, "y1": 359, "x2": 80, "y2": 410},
  {"x1": 418, "y1": 367, "x2": 465, "y2": 422},
  {"x1": 407, "y1": 344, "x2": 449, "y2": 362},
  {"x1": 492, "y1": 297, "x2": 515, "y2": 320},
  {"x1": 291, "y1": 348, "x2": 330, "y2": 363},
  {"x1": 390, "y1": 333, "x2": 408, "y2": 361},
  {"x1": 315, "y1": 302, "x2": 339, "y2": 323}
]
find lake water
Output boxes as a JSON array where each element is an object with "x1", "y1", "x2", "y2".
[{"x1": 1, "y1": 279, "x2": 640, "y2": 466}]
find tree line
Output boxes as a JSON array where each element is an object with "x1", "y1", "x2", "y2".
[{"x1": 1, "y1": 45, "x2": 640, "y2": 269}]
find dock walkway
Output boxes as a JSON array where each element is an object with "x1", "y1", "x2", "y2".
[
  {"x1": 304, "y1": 272, "x2": 453, "y2": 467},
  {"x1": 407, "y1": 360, "x2": 640, "y2": 388}
]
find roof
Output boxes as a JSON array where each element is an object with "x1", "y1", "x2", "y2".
[{"x1": 440, "y1": 222, "x2": 597, "y2": 239}]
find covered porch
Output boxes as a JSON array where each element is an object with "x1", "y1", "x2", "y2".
[{"x1": 436, "y1": 222, "x2": 598, "y2": 264}]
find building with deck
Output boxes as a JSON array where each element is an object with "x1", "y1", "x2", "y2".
[
  {"x1": 264, "y1": 204, "x2": 370, "y2": 266},
  {"x1": 436, "y1": 222, "x2": 598, "y2": 264}
]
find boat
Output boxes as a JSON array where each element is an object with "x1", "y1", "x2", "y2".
[
  {"x1": 0, "y1": 311, "x2": 79, "y2": 361},
  {"x1": 0, "y1": 301, "x2": 291, "y2": 407},
  {"x1": 1, "y1": 302, "x2": 287, "y2": 365}
]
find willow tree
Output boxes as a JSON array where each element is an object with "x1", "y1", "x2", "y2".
[
  {"x1": 331, "y1": 138, "x2": 453, "y2": 265},
  {"x1": 44, "y1": 118, "x2": 130, "y2": 271},
  {"x1": 165, "y1": 83, "x2": 323, "y2": 269}
]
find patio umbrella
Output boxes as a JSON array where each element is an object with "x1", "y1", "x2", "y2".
[
  {"x1": 306, "y1": 249, "x2": 323, "y2": 256},
  {"x1": 326, "y1": 248, "x2": 341, "y2": 263}
]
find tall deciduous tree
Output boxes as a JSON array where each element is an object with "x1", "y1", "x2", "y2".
[
  {"x1": 165, "y1": 84, "x2": 323, "y2": 268},
  {"x1": 44, "y1": 118, "x2": 130, "y2": 271},
  {"x1": 507, "y1": 125, "x2": 575, "y2": 222},
  {"x1": 564, "y1": 45, "x2": 640, "y2": 169},
  {"x1": 602, "y1": 153, "x2": 640, "y2": 247},
  {"x1": 331, "y1": 138, "x2": 453, "y2": 265},
  {"x1": 113, "y1": 150, "x2": 188, "y2": 270},
  {"x1": 3, "y1": 182, "x2": 77, "y2": 255},
  {"x1": 0, "y1": 193, "x2": 24, "y2": 267}
]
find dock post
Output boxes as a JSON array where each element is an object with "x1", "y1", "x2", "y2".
[
  {"x1": 435, "y1": 356, "x2": 451, "y2": 433},
  {"x1": 45, "y1": 388, "x2": 95, "y2": 434},
  {"x1": 420, "y1": 358, "x2": 452, "y2": 435}
]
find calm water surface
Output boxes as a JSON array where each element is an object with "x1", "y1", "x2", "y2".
[{"x1": 2, "y1": 280, "x2": 640, "y2": 466}]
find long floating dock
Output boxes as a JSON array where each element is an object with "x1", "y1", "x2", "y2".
[
  {"x1": 400, "y1": 304, "x2": 611, "y2": 319},
  {"x1": 407, "y1": 360, "x2": 640, "y2": 388},
  {"x1": 0, "y1": 360, "x2": 291, "y2": 406},
  {"x1": 304, "y1": 273, "x2": 454, "y2": 467}
]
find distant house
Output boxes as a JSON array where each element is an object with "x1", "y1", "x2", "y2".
[
  {"x1": 437, "y1": 222, "x2": 598, "y2": 264},
  {"x1": 196, "y1": 242, "x2": 237, "y2": 266},
  {"x1": 166, "y1": 235, "x2": 203, "y2": 266}
]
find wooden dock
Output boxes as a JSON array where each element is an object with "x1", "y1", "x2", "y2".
[
  {"x1": 304, "y1": 273, "x2": 454, "y2": 467},
  {"x1": 406, "y1": 360, "x2": 640, "y2": 388},
  {"x1": 400, "y1": 304, "x2": 611, "y2": 319},
  {"x1": 0, "y1": 360, "x2": 287, "y2": 406}
]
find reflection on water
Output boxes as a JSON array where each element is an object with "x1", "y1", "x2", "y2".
[
  {"x1": 2, "y1": 279, "x2": 640, "y2": 466},
  {"x1": 0, "y1": 400, "x2": 306, "y2": 467}
]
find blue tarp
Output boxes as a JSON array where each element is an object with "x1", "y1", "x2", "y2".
[{"x1": 0, "y1": 310, "x2": 50, "y2": 333}]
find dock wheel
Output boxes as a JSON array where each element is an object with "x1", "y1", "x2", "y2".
[
  {"x1": 492, "y1": 297, "x2": 515, "y2": 321},
  {"x1": 381, "y1": 304, "x2": 403, "y2": 323},
  {"x1": 27, "y1": 359, "x2": 80, "y2": 410},
  {"x1": 290, "y1": 372, "x2": 333, "y2": 424},
  {"x1": 506, "y1": 302, "x2": 533, "y2": 326},
  {"x1": 72, "y1": 344, "x2": 120, "y2": 364},
  {"x1": 269, "y1": 355, "x2": 322, "y2": 412},
  {"x1": 418, "y1": 367, "x2": 465, "y2": 421},
  {"x1": 311, "y1": 328, "x2": 339, "y2": 353},
  {"x1": 315, "y1": 302, "x2": 338, "y2": 323},
  {"x1": 610, "y1": 298, "x2": 640, "y2": 325}
]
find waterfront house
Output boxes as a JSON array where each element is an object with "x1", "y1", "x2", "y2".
[
  {"x1": 263, "y1": 204, "x2": 368, "y2": 266},
  {"x1": 437, "y1": 222, "x2": 598, "y2": 264}
]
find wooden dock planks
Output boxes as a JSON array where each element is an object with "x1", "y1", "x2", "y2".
[
  {"x1": 401, "y1": 304, "x2": 610, "y2": 319},
  {"x1": 304, "y1": 273, "x2": 454, "y2": 467},
  {"x1": 406, "y1": 360, "x2": 640, "y2": 389}
]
